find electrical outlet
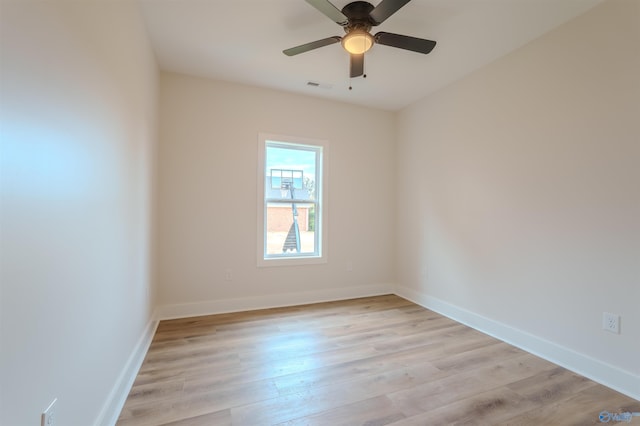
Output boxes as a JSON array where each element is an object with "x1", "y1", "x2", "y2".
[
  {"x1": 225, "y1": 269, "x2": 232, "y2": 281},
  {"x1": 41, "y1": 398, "x2": 57, "y2": 426},
  {"x1": 602, "y1": 312, "x2": 620, "y2": 334}
]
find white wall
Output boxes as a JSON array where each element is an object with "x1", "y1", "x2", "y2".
[
  {"x1": 0, "y1": 1, "x2": 158, "y2": 425},
  {"x1": 396, "y1": 0, "x2": 639, "y2": 397},
  {"x1": 156, "y1": 73, "x2": 396, "y2": 316}
]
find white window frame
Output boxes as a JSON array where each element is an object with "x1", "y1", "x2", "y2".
[{"x1": 257, "y1": 133, "x2": 328, "y2": 267}]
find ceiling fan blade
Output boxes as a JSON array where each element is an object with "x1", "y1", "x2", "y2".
[
  {"x1": 369, "y1": 0, "x2": 412, "y2": 25},
  {"x1": 283, "y1": 36, "x2": 342, "y2": 56},
  {"x1": 350, "y1": 53, "x2": 364, "y2": 78},
  {"x1": 374, "y1": 32, "x2": 436, "y2": 54},
  {"x1": 305, "y1": 0, "x2": 349, "y2": 26}
]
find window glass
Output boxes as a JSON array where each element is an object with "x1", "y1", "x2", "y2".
[{"x1": 258, "y1": 135, "x2": 326, "y2": 266}]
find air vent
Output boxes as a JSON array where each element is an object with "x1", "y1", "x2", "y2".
[{"x1": 306, "y1": 81, "x2": 332, "y2": 90}]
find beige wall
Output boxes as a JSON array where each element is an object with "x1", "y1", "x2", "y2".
[
  {"x1": 397, "y1": 0, "x2": 639, "y2": 389},
  {"x1": 157, "y1": 73, "x2": 396, "y2": 310},
  {"x1": 0, "y1": 1, "x2": 158, "y2": 425}
]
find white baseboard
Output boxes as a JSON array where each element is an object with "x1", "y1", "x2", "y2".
[
  {"x1": 395, "y1": 285, "x2": 639, "y2": 401},
  {"x1": 95, "y1": 316, "x2": 159, "y2": 426},
  {"x1": 155, "y1": 283, "x2": 394, "y2": 320}
]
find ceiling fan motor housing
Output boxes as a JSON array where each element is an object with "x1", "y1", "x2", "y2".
[{"x1": 341, "y1": 1, "x2": 376, "y2": 33}]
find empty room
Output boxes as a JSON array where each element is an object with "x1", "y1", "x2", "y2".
[{"x1": 0, "y1": 0, "x2": 638, "y2": 425}]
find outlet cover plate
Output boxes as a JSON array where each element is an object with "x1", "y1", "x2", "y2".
[
  {"x1": 42, "y1": 398, "x2": 57, "y2": 426},
  {"x1": 603, "y1": 312, "x2": 620, "y2": 334}
]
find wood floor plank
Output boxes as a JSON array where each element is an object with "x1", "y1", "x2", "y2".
[
  {"x1": 429, "y1": 341, "x2": 524, "y2": 372},
  {"x1": 502, "y1": 384, "x2": 640, "y2": 426},
  {"x1": 276, "y1": 395, "x2": 406, "y2": 426},
  {"x1": 272, "y1": 346, "x2": 443, "y2": 395},
  {"x1": 117, "y1": 295, "x2": 639, "y2": 426},
  {"x1": 125, "y1": 379, "x2": 185, "y2": 407},
  {"x1": 386, "y1": 386, "x2": 537, "y2": 426},
  {"x1": 505, "y1": 366, "x2": 597, "y2": 404},
  {"x1": 230, "y1": 362, "x2": 439, "y2": 425},
  {"x1": 157, "y1": 409, "x2": 231, "y2": 426}
]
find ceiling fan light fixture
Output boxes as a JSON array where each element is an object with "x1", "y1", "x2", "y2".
[{"x1": 341, "y1": 30, "x2": 374, "y2": 54}]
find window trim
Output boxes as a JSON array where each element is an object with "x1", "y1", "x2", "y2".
[{"x1": 257, "y1": 133, "x2": 328, "y2": 267}]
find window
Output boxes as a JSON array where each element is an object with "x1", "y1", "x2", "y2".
[{"x1": 257, "y1": 134, "x2": 327, "y2": 266}]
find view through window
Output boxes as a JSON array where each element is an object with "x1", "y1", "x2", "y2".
[{"x1": 260, "y1": 137, "x2": 324, "y2": 263}]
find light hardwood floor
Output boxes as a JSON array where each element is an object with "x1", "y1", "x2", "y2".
[{"x1": 117, "y1": 295, "x2": 639, "y2": 425}]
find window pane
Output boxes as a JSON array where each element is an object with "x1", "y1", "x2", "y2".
[
  {"x1": 266, "y1": 146, "x2": 316, "y2": 202},
  {"x1": 266, "y1": 202, "x2": 316, "y2": 255},
  {"x1": 267, "y1": 169, "x2": 310, "y2": 201}
]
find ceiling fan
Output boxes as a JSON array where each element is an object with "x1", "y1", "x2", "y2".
[{"x1": 283, "y1": 0, "x2": 437, "y2": 79}]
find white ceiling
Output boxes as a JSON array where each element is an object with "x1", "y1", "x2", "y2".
[{"x1": 138, "y1": 0, "x2": 603, "y2": 111}]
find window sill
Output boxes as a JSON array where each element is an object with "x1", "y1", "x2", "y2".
[{"x1": 257, "y1": 255, "x2": 327, "y2": 268}]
